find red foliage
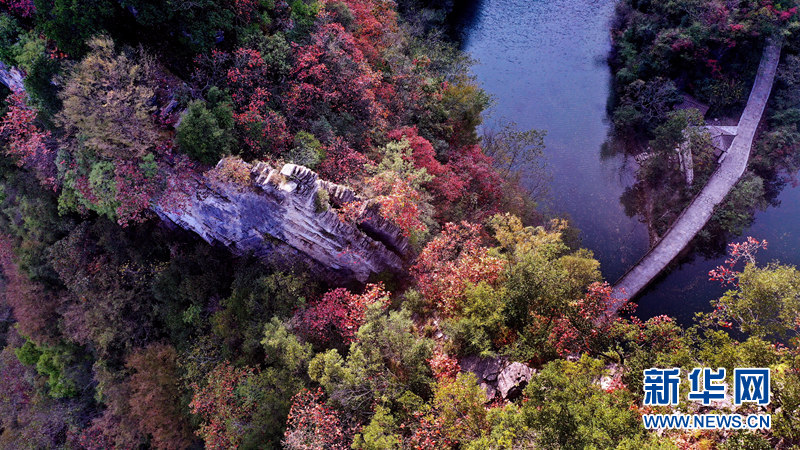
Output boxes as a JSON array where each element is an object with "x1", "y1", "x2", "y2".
[
  {"x1": 0, "y1": 0, "x2": 35, "y2": 17},
  {"x1": 388, "y1": 127, "x2": 445, "y2": 176},
  {"x1": 0, "y1": 344, "x2": 32, "y2": 422},
  {"x1": 76, "y1": 366, "x2": 144, "y2": 450},
  {"x1": 548, "y1": 282, "x2": 626, "y2": 357},
  {"x1": 317, "y1": 137, "x2": 369, "y2": 183},
  {"x1": 321, "y1": 0, "x2": 397, "y2": 65},
  {"x1": 388, "y1": 127, "x2": 466, "y2": 204},
  {"x1": 447, "y1": 144, "x2": 504, "y2": 219},
  {"x1": 429, "y1": 349, "x2": 460, "y2": 381},
  {"x1": 0, "y1": 235, "x2": 59, "y2": 344},
  {"x1": 227, "y1": 48, "x2": 271, "y2": 107},
  {"x1": 194, "y1": 48, "x2": 289, "y2": 158},
  {"x1": 283, "y1": 388, "x2": 347, "y2": 450},
  {"x1": 0, "y1": 93, "x2": 53, "y2": 184},
  {"x1": 235, "y1": 105, "x2": 291, "y2": 157},
  {"x1": 113, "y1": 160, "x2": 158, "y2": 226},
  {"x1": 126, "y1": 344, "x2": 192, "y2": 450},
  {"x1": 406, "y1": 412, "x2": 454, "y2": 450},
  {"x1": 154, "y1": 146, "x2": 196, "y2": 214},
  {"x1": 367, "y1": 174, "x2": 427, "y2": 237},
  {"x1": 411, "y1": 222, "x2": 506, "y2": 315},
  {"x1": 549, "y1": 282, "x2": 682, "y2": 359},
  {"x1": 709, "y1": 237, "x2": 768, "y2": 285},
  {"x1": 234, "y1": 0, "x2": 260, "y2": 23},
  {"x1": 295, "y1": 283, "x2": 389, "y2": 345},
  {"x1": 189, "y1": 362, "x2": 257, "y2": 449},
  {"x1": 286, "y1": 23, "x2": 387, "y2": 145}
]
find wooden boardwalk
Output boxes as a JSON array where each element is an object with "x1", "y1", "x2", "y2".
[{"x1": 609, "y1": 40, "x2": 782, "y2": 311}]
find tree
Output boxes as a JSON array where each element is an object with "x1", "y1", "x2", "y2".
[
  {"x1": 481, "y1": 122, "x2": 546, "y2": 184},
  {"x1": 286, "y1": 130, "x2": 324, "y2": 169},
  {"x1": 0, "y1": 235, "x2": 59, "y2": 344},
  {"x1": 176, "y1": 89, "x2": 235, "y2": 165},
  {"x1": 351, "y1": 405, "x2": 402, "y2": 449},
  {"x1": 0, "y1": 341, "x2": 79, "y2": 449},
  {"x1": 189, "y1": 361, "x2": 256, "y2": 449},
  {"x1": 431, "y1": 372, "x2": 489, "y2": 444},
  {"x1": 0, "y1": 92, "x2": 52, "y2": 177},
  {"x1": 1, "y1": 0, "x2": 35, "y2": 17},
  {"x1": 613, "y1": 78, "x2": 681, "y2": 133},
  {"x1": 283, "y1": 388, "x2": 347, "y2": 450},
  {"x1": 361, "y1": 140, "x2": 434, "y2": 243},
  {"x1": 412, "y1": 221, "x2": 505, "y2": 315},
  {"x1": 56, "y1": 36, "x2": 165, "y2": 224},
  {"x1": 193, "y1": 46, "x2": 290, "y2": 159},
  {"x1": 33, "y1": 0, "x2": 119, "y2": 56},
  {"x1": 48, "y1": 221, "x2": 159, "y2": 360},
  {"x1": 317, "y1": 137, "x2": 369, "y2": 183},
  {"x1": 308, "y1": 305, "x2": 434, "y2": 416},
  {"x1": 211, "y1": 268, "x2": 316, "y2": 365},
  {"x1": 57, "y1": 36, "x2": 158, "y2": 160},
  {"x1": 285, "y1": 23, "x2": 387, "y2": 146},
  {"x1": 295, "y1": 283, "x2": 390, "y2": 346},
  {"x1": 126, "y1": 344, "x2": 193, "y2": 450},
  {"x1": 713, "y1": 263, "x2": 800, "y2": 340},
  {"x1": 523, "y1": 357, "x2": 648, "y2": 449},
  {"x1": 487, "y1": 214, "x2": 604, "y2": 360}
]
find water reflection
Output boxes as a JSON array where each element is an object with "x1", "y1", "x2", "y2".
[{"x1": 454, "y1": 0, "x2": 649, "y2": 282}]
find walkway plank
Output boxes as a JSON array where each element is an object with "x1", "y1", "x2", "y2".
[{"x1": 610, "y1": 40, "x2": 782, "y2": 311}]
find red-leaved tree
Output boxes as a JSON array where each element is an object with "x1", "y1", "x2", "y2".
[
  {"x1": 286, "y1": 23, "x2": 387, "y2": 148},
  {"x1": 549, "y1": 282, "x2": 682, "y2": 363},
  {"x1": 189, "y1": 362, "x2": 256, "y2": 449},
  {"x1": 283, "y1": 388, "x2": 347, "y2": 450},
  {"x1": 412, "y1": 222, "x2": 506, "y2": 315},
  {"x1": 708, "y1": 236, "x2": 768, "y2": 285},
  {"x1": 295, "y1": 283, "x2": 390, "y2": 345},
  {"x1": 0, "y1": 0, "x2": 35, "y2": 17},
  {"x1": 0, "y1": 93, "x2": 53, "y2": 183}
]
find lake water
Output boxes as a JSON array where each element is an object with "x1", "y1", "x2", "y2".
[{"x1": 454, "y1": 0, "x2": 800, "y2": 325}]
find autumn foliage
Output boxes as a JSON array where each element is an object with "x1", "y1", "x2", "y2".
[
  {"x1": 412, "y1": 222, "x2": 506, "y2": 314},
  {"x1": 189, "y1": 362, "x2": 257, "y2": 449},
  {"x1": 295, "y1": 283, "x2": 390, "y2": 345},
  {"x1": 283, "y1": 388, "x2": 347, "y2": 450},
  {"x1": 0, "y1": 0, "x2": 35, "y2": 17},
  {"x1": 709, "y1": 236, "x2": 768, "y2": 285},
  {"x1": 0, "y1": 93, "x2": 52, "y2": 180}
]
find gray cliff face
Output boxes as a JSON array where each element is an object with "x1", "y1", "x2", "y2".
[{"x1": 156, "y1": 161, "x2": 410, "y2": 283}]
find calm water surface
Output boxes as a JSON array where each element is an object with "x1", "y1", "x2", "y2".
[{"x1": 456, "y1": 0, "x2": 800, "y2": 324}]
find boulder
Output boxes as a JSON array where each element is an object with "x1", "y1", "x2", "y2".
[{"x1": 461, "y1": 356, "x2": 534, "y2": 401}]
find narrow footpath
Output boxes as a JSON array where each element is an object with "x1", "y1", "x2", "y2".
[{"x1": 609, "y1": 40, "x2": 783, "y2": 311}]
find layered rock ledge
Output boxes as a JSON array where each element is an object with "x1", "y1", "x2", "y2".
[{"x1": 156, "y1": 160, "x2": 410, "y2": 284}]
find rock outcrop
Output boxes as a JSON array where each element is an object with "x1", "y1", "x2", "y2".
[
  {"x1": 0, "y1": 61, "x2": 25, "y2": 93},
  {"x1": 156, "y1": 160, "x2": 411, "y2": 284},
  {"x1": 460, "y1": 356, "x2": 534, "y2": 401}
]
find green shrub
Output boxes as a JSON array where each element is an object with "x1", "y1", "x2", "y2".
[
  {"x1": 177, "y1": 90, "x2": 235, "y2": 165},
  {"x1": 287, "y1": 131, "x2": 325, "y2": 169}
]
